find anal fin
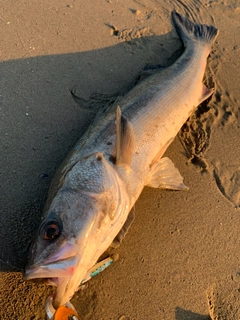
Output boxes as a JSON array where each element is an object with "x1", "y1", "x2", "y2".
[
  {"x1": 147, "y1": 157, "x2": 188, "y2": 190},
  {"x1": 199, "y1": 84, "x2": 214, "y2": 104}
]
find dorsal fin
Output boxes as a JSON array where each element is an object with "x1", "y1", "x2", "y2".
[{"x1": 116, "y1": 106, "x2": 135, "y2": 166}]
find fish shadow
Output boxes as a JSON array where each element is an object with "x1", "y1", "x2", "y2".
[
  {"x1": 0, "y1": 30, "x2": 183, "y2": 272},
  {"x1": 175, "y1": 307, "x2": 210, "y2": 320}
]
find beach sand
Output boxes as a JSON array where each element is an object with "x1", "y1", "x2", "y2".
[{"x1": 1, "y1": 0, "x2": 240, "y2": 319}]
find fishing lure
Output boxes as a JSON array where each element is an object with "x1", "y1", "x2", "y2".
[{"x1": 46, "y1": 257, "x2": 113, "y2": 319}]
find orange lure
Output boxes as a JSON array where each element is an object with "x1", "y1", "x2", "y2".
[{"x1": 53, "y1": 305, "x2": 80, "y2": 320}]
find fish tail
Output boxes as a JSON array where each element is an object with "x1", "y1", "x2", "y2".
[{"x1": 171, "y1": 11, "x2": 218, "y2": 47}]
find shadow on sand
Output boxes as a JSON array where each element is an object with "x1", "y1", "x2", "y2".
[
  {"x1": 0, "y1": 30, "x2": 183, "y2": 272},
  {"x1": 175, "y1": 307, "x2": 210, "y2": 320}
]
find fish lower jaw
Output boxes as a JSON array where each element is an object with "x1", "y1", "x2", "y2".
[
  {"x1": 45, "y1": 277, "x2": 59, "y2": 286},
  {"x1": 24, "y1": 256, "x2": 78, "y2": 280}
]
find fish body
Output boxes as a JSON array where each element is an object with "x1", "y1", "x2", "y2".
[{"x1": 24, "y1": 12, "x2": 218, "y2": 309}]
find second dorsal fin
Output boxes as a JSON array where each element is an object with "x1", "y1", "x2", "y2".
[{"x1": 116, "y1": 106, "x2": 135, "y2": 166}]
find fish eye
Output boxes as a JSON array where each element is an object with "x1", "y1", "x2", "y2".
[{"x1": 39, "y1": 218, "x2": 62, "y2": 241}]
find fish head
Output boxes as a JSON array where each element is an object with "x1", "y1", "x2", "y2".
[{"x1": 24, "y1": 152, "x2": 129, "y2": 307}]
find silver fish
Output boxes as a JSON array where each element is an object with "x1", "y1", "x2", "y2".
[{"x1": 24, "y1": 12, "x2": 218, "y2": 309}]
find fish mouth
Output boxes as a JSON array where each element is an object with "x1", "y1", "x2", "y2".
[
  {"x1": 24, "y1": 239, "x2": 79, "y2": 280},
  {"x1": 23, "y1": 255, "x2": 81, "y2": 308},
  {"x1": 23, "y1": 256, "x2": 77, "y2": 281}
]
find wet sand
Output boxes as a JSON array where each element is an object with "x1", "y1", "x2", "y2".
[{"x1": 1, "y1": 0, "x2": 240, "y2": 319}]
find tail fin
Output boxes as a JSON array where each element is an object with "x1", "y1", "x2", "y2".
[{"x1": 171, "y1": 11, "x2": 218, "y2": 47}]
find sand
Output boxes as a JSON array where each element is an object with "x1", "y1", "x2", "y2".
[{"x1": 1, "y1": 0, "x2": 240, "y2": 319}]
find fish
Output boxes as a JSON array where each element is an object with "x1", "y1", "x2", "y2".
[{"x1": 23, "y1": 11, "x2": 218, "y2": 310}]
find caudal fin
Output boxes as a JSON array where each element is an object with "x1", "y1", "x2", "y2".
[{"x1": 171, "y1": 11, "x2": 218, "y2": 47}]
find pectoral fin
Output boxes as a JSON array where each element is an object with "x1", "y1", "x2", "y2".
[
  {"x1": 147, "y1": 157, "x2": 188, "y2": 190},
  {"x1": 116, "y1": 106, "x2": 135, "y2": 166}
]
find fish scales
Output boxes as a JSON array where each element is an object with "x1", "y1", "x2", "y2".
[{"x1": 72, "y1": 48, "x2": 209, "y2": 176}]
